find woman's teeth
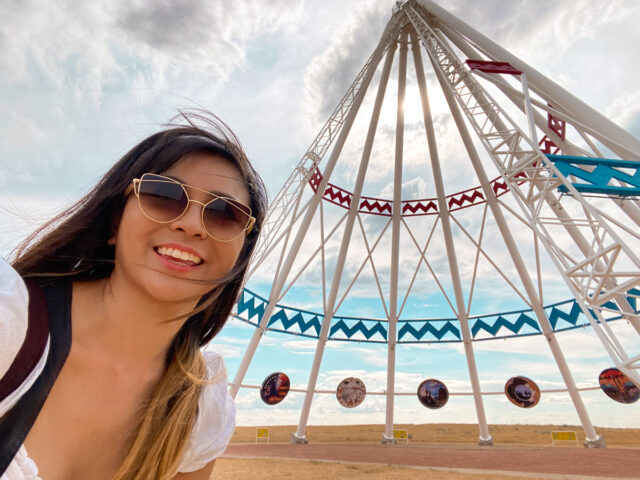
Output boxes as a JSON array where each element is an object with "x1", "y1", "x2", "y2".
[{"x1": 156, "y1": 246, "x2": 203, "y2": 265}]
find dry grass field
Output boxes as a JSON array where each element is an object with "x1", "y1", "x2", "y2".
[
  {"x1": 229, "y1": 423, "x2": 640, "y2": 448},
  {"x1": 213, "y1": 424, "x2": 640, "y2": 479}
]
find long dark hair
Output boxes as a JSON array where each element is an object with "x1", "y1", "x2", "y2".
[{"x1": 11, "y1": 111, "x2": 268, "y2": 479}]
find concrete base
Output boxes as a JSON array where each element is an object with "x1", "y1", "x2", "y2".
[
  {"x1": 290, "y1": 432, "x2": 308, "y2": 444},
  {"x1": 478, "y1": 436, "x2": 494, "y2": 446},
  {"x1": 584, "y1": 435, "x2": 606, "y2": 448},
  {"x1": 381, "y1": 434, "x2": 397, "y2": 445}
]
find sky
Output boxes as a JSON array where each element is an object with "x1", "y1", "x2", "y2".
[{"x1": 1, "y1": 0, "x2": 639, "y2": 437}]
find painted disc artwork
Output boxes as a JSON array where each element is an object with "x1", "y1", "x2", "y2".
[
  {"x1": 599, "y1": 367, "x2": 640, "y2": 404},
  {"x1": 417, "y1": 379, "x2": 449, "y2": 409},
  {"x1": 260, "y1": 372, "x2": 290, "y2": 405},
  {"x1": 336, "y1": 377, "x2": 366, "y2": 408},
  {"x1": 505, "y1": 376, "x2": 540, "y2": 408}
]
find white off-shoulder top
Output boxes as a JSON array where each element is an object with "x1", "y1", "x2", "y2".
[{"x1": 0, "y1": 259, "x2": 235, "y2": 479}]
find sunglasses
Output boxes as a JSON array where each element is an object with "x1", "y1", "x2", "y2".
[{"x1": 128, "y1": 173, "x2": 255, "y2": 242}]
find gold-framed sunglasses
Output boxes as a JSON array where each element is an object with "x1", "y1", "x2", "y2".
[{"x1": 127, "y1": 173, "x2": 255, "y2": 242}]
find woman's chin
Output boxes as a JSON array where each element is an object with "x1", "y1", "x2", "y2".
[
  {"x1": 112, "y1": 258, "x2": 215, "y2": 306},
  {"x1": 120, "y1": 268, "x2": 205, "y2": 305},
  {"x1": 145, "y1": 280, "x2": 208, "y2": 306}
]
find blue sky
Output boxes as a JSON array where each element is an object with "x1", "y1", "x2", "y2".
[{"x1": 1, "y1": 0, "x2": 639, "y2": 433}]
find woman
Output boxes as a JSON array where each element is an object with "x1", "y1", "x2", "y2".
[{"x1": 0, "y1": 112, "x2": 268, "y2": 479}]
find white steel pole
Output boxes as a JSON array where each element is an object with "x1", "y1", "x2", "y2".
[
  {"x1": 414, "y1": 0, "x2": 640, "y2": 160},
  {"x1": 616, "y1": 198, "x2": 640, "y2": 227},
  {"x1": 520, "y1": 73, "x2": 538, "y2": 146},
  {"x1": 294, "y1": 40, "x2": 398, "y2": 442},
  {"x1": 383, "y1": 28, "x2": 408, "y2": 444},
  {"x1": 411, "y1": 28, "x2": 492, "y2": 445},
  {"x1": 229, "y1": 29, "x2": 393, "y2": 398},
  {"x1": 248, "y1": 172, "x2": 308, "y2": 277},
  {"x1": 431, "y1": 60, "x2": 604, "y2": 446},
  {"x1": 250, "y1": 180, "x2": 308, "y2": 294}
]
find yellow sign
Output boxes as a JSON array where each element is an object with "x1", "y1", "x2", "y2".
[
  {"x1": 551, "y1": 431, "x2": 578, "y2": 446},
  {"x1": 393, "y1": 429, "x2": 408, "y2": 442},
  {"x1": 256, "y1": 428, "x2": 270, "y2": 444},
  {"x1": 552, "y1": 431, "x2": 576, "y2": 441}
]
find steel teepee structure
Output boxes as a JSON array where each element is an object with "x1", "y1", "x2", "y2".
[{"x1": 229, "y1": 0, "x2": 640, "y2": 447}]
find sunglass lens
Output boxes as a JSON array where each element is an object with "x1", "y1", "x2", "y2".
[
  {"x1": 138, "y1": 177, "x2": 187, "y2": 222},
  {"x1": 203, "y1": 198, "x2": 248, "y2": 240}
]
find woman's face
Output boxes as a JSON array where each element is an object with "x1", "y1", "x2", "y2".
[{"x1": 112, "y1": 151, "x2": 251, "y2": 304}]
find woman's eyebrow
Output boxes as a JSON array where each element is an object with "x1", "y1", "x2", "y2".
[{"x1": 165, "y1": 174, "x2": 241, "y2": 201}]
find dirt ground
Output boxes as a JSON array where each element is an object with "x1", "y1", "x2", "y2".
[
  {"x1": 214, "y1": 457, "x2": 530, "y2": 479},
  {"x1": 214, "y1": 424, "x2": 640, "y2": 479}
]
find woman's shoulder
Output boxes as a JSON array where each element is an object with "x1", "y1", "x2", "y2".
[
  {"x1": 0, "y1": 258, "x2": 30, "y2": 376},
  {"x1": 0, "y1": 258, "x2": 52, "y2": 419},
  {"x1": 202, "y1": 350, "x2": 228, "y2": 383},
  {"x1": 176, "y1": 350, "x2": 236, "y2": 473},
  {"x1": 194, "y1": 350, "x2": 236, "y2": 445}
]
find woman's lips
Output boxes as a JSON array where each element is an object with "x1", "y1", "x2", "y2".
[
  {"x1": 153, "y1": 244, "x2": 205, "y2": 272},
  {"x1": 155, "y1": 245, "x2": 203, "y2": 265},
  {"x1": 154, "y1": 249, "x2": 199, "y2": 272}
]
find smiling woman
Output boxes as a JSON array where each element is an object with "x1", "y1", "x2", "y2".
[{"x1": 0, "y1": 112, "x2": 268, "y2": 480}]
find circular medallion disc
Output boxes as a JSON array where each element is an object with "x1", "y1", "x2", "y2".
[
  {"x1": 598, "y1": 367, "x2": 640, "y2": 404},
  {"x1": 417, "y1": 379, "x2": 449, "y2": 409},
  {"x1": 260, "y1": 372, "x2": 290, "y2": 405},
  {"x1": 336, "y1": 377, "x2": 366, "y2": 408},
  {"x1": 505, "y1": 376, "x2": 540, "y2": 408}
]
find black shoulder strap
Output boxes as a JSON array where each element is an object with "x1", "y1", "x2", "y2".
[
  {"x1": 0, "y1": 281, "x2": 50, "y2": 402},
  {"x1": 0, "y1": 280, "x2": 72, "y2": 474}
]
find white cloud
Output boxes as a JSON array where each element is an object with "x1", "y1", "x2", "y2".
[
  {"x1": 605, "y1": 89, "x2": 640, "y2": 137},
  {"x1": 118, "y1": 0, "x2": 303, "y2": 80},
  {"x1": 205, "y1": 343, "x2": 244, "y2": 359},
  {"x1": 302, "y1": 0, "x2": 391, "y2": 122}
]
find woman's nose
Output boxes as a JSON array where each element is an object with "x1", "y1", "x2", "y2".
[{"x1": 170, "y1": 200, "x2": 208, "y2": 238}]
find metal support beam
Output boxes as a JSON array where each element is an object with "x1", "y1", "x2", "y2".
[
  {"x1": 426, "y1": 26, "x2": 604, "y2": 446},
  {"x1": 520, "y1": 73, "x2": 538, "y2": 146},
  {"x1": 411, "y1": 27, "x2": 493, "y2": 445},
  {"x1": 405, "y1": 3, "x2": 640, "y2": 389},
  {"x1": 432, "y1": 24, "x2": 640, "y2": 336},
  {"x1": 249, "y1": 15, "x2": 401, "y2": 270},
  {"x1": 382, "y1": 28, "x2": 408, "y2": 445},
  {"x1": 230, "y1": 20, "x2": 397, "y2": 400},
  {"x1": 293, "y1": 38, "x2": 398, "y2": 443}
]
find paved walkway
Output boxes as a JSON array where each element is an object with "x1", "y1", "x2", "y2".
[{"x1": 224, "y1": 443, "x2": 639, "y2": 479}]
